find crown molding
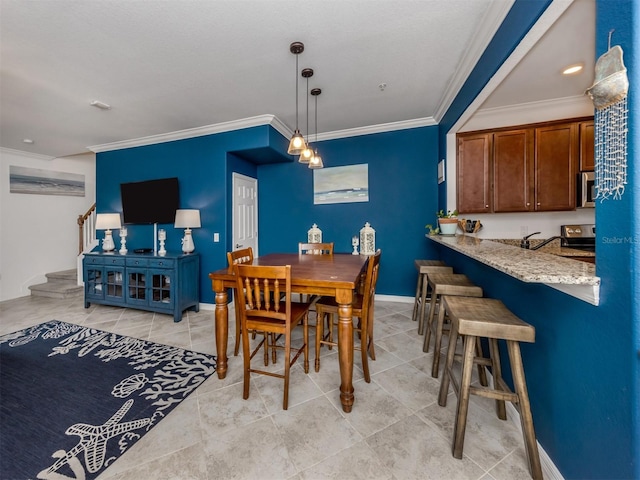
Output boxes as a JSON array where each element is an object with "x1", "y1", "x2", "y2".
[
  {"x1": 315, "y1": 117, "x2": 437, "y2": 142},
  {"x1": 433, "y1": 0, "x2": 514, "y2": 122},
  {"x1": 87, "y1": 114, "x2": 287, "y2": 153},
  {"x1": 0, "y1": 147, "x2": 55, "y2": 161},
  {"x1": 87, "y1": 114, "x2": 437, "y2": 153},
  {"x1": 460, "y1": 94, "x2": 593, "y2": 131}
]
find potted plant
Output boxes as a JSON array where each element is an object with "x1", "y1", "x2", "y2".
[
  {"x1": 436, "y1": 209, "x2": 459, "y2": 235},
  {"x1": 425, "y1": 224, "x2": 440, "y2": 236}
]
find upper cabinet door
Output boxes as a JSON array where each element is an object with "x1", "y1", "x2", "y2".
[
  {"x1": 534, "y1": 123, "x2": 578, "y2": 211},
  {"x1": 579, "y1": 120, "x2": 595, "y2": 171},
  {"x1": 457, "y1": 133, "x2": 492, "y2": 214},
  {"x1": 493, "y1": 129, "x2": 535, "y2": 212}
]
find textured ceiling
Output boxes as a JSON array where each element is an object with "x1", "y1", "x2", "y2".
[{"x1": 0, "y1": 0, "x2": 594, "y2": 158}]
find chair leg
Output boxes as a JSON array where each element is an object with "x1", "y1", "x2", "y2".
[
  {"x1": 475, "y1": 337, "x2": 489, "y2": 387},
  {"x1": 431, "y1": 298, "x2": 448, "y2": 378},
  {"x1": 507, "y1": 340, "x2": 543, "y2": 480},
  {"x1": 412, "y1": 272, "x2": 423, "y2": 322},
  {"x1": 438, "y1": 319, "x2": 459, "y2": 407},
  {"x1": 283, "y1": 334, "x2": 291, "y2": 410},
  {"x1": 452, "y1": 334, "x2": 476, "y2": 459},
  {"x1": 486, "y1": 337, "x2": 506, "y2": 419},
  {"x1": 360, "y1": 315, "x2": 371, "y2": 383},
  {"x1": 234, "y1": 307, "x2": 241, "y2": 356},
  {"x1": 303, "y1": 313, "x2": 309, "y2": 374},
  {"x1": 315, "y1": 309, "x2": 324, "y2": 372},
  {"x1": 241, "y1": 321, "x2": 251, "y2": 401},
  {"x1": 367, "y1": 310, "x2": 376, "y2": 361},
  {"x1": 422, "y1": 292, "x2": 438, "y2": 352},
  {"x1": 418, "y1": 274, "x2": 430, "y2": 334}
]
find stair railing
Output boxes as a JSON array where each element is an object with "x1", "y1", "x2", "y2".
[
  {"x1": 77, "y1": 203, "x2": 97, "y2": 255},
  {"x1": 77, "y1": 203, "x2": 97, "y2": 285}
]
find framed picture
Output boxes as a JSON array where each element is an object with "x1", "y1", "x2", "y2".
[
  {"x1": 9, "y1": 166, "x2": 85, "y2": 197},
  {"x1": 313, "y1": 164, "x2": 369, "y2": 205}
]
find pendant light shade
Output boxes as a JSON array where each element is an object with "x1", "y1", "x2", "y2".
[
  {"x1": 287, "y1": 42, "x2": 307, "y2": 155},
  {"x1": 308, "y1": 87, "x2": 324, "y2": 169}
]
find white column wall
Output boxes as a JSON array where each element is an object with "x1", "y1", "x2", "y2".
[{"x1": 0, "y1": 149, "x2": 96, "y2": 301}]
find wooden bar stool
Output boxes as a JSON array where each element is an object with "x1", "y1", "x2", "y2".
[
  {"x1": 411, "y1": 260, "x2": 453, "y2": 335},
  {"x1": 422, "y1": 274, "x2": 483, "y2": 379},
  {"x1": 437, "y1": 295, "x2": 542, "y2": 480}
]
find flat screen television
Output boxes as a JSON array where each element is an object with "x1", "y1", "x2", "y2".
[{"x1": 120, "y1": 177, "x2": 179, "y2": 224}]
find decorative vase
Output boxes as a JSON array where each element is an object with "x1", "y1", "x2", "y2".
[
  {"x1": 438, "y1": 218, "x2": 459, "y2": 235},
  {"x1": 359, "y1": 222, "x2": 376, "y2": 255},
  {"x1": 308, "y1": 223, "x2": 322, "y2": 243}
]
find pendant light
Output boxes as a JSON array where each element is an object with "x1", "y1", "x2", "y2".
[
  {"x1": 309, "y1": 88, "x2": 324, "y2": 169},
  {"x1": 287, "y1": 42, "x2": 307, "y2": 155},
  {"x1": 299, "y1": 68, "x2": 314, "y2": 163}
]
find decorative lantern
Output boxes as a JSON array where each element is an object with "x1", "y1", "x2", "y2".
[
  {"x1": 308, "y1": 223, "x2": 322, "y2": 243},
  {"x1": 359, "y1": 222, "x2": 376, "y2": 255}
]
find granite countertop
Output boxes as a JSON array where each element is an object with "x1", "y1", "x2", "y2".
[
  {"x1": 426, "y1": 234, "x2": 599, "y2": 287},
  {"x1": 488, "y1": 238, "x2": 595, "y2": 258}
]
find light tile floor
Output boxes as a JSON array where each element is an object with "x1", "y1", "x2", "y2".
[{"x1": 1, "y1": 295, "x2": 537, "y2": 480}]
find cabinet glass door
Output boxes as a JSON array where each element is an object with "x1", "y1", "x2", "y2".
[
  {"x1": 149, "y1": 270, "x2": 174, "y2": 309},
  {"x1": 126, "y1": 271, "x2": 147, "y2": 305},
  {"x1": 104, "y1": 267, "x2": 125, "y2": 301},
  {"x1": 84, "y1": 267, "x2": 104, "y2": 299}
]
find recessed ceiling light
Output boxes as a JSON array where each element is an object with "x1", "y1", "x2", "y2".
[
  {"x1": 562, "y1": 64, "x2": 584, "y2": 75},
  {"x1": 23, "y1": 139, "x2": 34, "y2": 144},
  {"x1": 90, "y1": 100, "x2": 111, "y2": 110}
]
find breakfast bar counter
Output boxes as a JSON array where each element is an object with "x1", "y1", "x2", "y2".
[{"x1": 426, "y1": 235, "x2": 600, "y2": 305}]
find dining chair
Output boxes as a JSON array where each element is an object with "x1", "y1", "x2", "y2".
[
  {"x1": 297, "y1": 242, "x2": 334, "y2": 305},
  {"x1": 314, "y1": 249, "x2": 381, "y2": 382},
  {"x1": 298, "y1": 242, "x2": 334, "y2": 255},
  {"x1": 234, "y1": 264, "x2": 311, "y2": 410},
  {"x1": 227, "y1": 247, "x2": 255, "y2": 357}
]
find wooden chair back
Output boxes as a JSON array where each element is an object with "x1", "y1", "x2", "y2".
[
  {"x1": 227, "y1": 247, "x2": 254, "y2": 267},
  {"x1": 361, "y1": 249, "x2": 382, "y2": 331},
  {"x1": 234, "y1": 264, "x2": 292, "y2": 325},
  {"x1": 298, "y1": 242, "x2": 334, "y2": 255}
]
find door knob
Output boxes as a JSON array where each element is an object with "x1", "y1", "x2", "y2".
[{"x1": 235, "y1": 243, "x2": 243, "y2": 248}]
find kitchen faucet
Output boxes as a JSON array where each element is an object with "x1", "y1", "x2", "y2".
[
  {"x1": 530, "y1": 236, "x2": 565, "y2": 250},
  {"x1": 520, "y1": 232, "x2": 541, "y2": 249}
]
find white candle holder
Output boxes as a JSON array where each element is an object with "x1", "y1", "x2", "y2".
[
  {"x1": 351, "y1": 235, "x2": 359, "y2": 255},
  {"x1": 158, "y1": 229, "x2": 166, "y2": 256},
  {"x1": 119, "y1": 226, "x2": 128, "y2": 255}
]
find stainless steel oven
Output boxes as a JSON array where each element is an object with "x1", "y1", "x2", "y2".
[
  {"x1": 577, "y1": 171, "x2": 595, "y2": 208},
  {"x1": 561, "y1": 224, "x2": 595, "y2": 252}
]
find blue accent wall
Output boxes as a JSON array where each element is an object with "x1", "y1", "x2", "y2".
[
  {"x1": 96, "y1": 125, "x2": 290, "y2": 303},
  {"x1": 258, "y1": 127, "x2": 440, "y2": 296},
  {"x1": 435, "y1": 1, "x2": 639, "y2": 478}
]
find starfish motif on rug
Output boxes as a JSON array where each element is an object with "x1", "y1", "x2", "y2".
[{"x1": 39, "y1": 399, "x2": 151, "y2": 478}]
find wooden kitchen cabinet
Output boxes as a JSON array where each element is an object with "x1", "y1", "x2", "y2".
[
  {"x1": 457, "y1": 133, "x2": 492, "y2": 213},
  {"x1": 534, "y1": 122, "x2": 578, "y2": 211},
  {"x1": 457, "y1": 117, "x2": 588, "y2": 214},
  {"x1": 493, "y1": 129, "x2": 534, "y2": 212},
  {"x1": 579, "y1": 120, "x2": 595, "y2": 171}
]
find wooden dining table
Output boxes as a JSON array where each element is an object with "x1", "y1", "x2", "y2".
[{"x1": 208, "y1": 252, "x2": 369, "y2": 412}]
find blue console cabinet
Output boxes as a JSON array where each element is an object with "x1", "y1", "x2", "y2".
[{"x1": 83, "y1": 251, "x2": 199, "y2": 322}]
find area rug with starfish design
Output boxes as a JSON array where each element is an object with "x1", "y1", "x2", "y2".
[{"x1": 0, "y1": 320, "x2": 217, "y2": 480}]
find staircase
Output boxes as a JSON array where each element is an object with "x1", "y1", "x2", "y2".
[{"x1": 29, "y1": 269, "x2": 83, "y2": 299}]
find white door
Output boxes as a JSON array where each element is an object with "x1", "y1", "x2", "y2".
[{"x1": 232, "y1": 173, "x2": 258, "y2": 256}]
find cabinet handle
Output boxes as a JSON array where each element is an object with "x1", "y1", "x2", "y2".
[
  {"x1": 527, "y1": 202, "x2": 530, "y2": 206},
  {"x1": 485, "y1": 205, "x2": 489, "y2": 208},
  {"x1": 158, "y1": 262, "x2": 164, "y2": 266},
  {"x1": 537, "y1": 202, "x2": 541, "y2": 206}
]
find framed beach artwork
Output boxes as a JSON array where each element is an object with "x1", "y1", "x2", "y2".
[
  {"x1": 313, "y1": 164, "x2": 369, "y2": 205},
  {"x1": 9, "y1": 166, "x2": 85, "y2": 197}
]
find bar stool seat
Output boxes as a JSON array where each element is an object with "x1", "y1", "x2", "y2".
[
  {"x1": 411, "y1": 260, "x2": 453, "y2": 335},
  {"x1": 437, "y1": 295, "x2": 542, "y2": 480},
  {"x1": 422, "y1": 273, "x2": 483, "y2": 379}
]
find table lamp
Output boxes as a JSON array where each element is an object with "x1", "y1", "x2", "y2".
[
  {"x1": 95, "y1": 213, "x2": 122, "y2": 252},
  {"x1": 174, "y1": 209, "x2": 201, "y2": 253}
]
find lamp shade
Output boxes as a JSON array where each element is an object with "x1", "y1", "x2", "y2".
[
  {"x1": 174, "y1": 209, "x2": 201, "y2": 229},
  {"x1": 95, "y1": 213, "x2": 122, "y2": 230}
]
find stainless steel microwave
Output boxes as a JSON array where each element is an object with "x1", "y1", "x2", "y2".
[{"x1": 577, "y1": 171, "x2": 595, "y2": 208}]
